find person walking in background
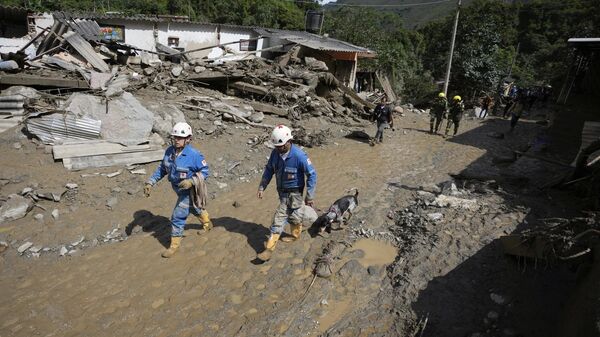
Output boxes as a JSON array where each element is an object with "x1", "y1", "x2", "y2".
[
  {"x1": 372, "y1": 98, "x2": 394, "y2": 144},
  {"x1": 508, "y1": 94, "x2": 526, "y2": 132},
  {"x1": 430, "y1": 92, "x2": 448, "y2": 134},
  {"x1": 480, "y1": 92, "x2": 493, "y2": 119},
  {"x1": 445, "y1": 95, "x2": 465, "y2": 138}
]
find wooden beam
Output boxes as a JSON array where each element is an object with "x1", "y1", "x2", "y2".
[
  {"x1": 62, "y1": 149, "x2": 164, "y2": 170},
  {"x1": 0, "y1": 74, "x2": 89, "y2": 89},
  {"x1": 230, "y1": 81, "x2": 269, "y2": 96},
  {"x1": 53, "y1": 142, "x2": 159, "y2": 159}
]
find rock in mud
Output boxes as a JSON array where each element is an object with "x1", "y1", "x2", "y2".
[
  {"x1": 337, "y1": 259, "x2": 367, "y2": 286},
  {"x1": 17, "y1": 242, "x2": 33, "y2": 254},
  {"x1": 0, "y1": 194, "x2": 33, "y2": 223},
  {"x1": 171, "y1": 66, "x2": 183, "y2": 77}
]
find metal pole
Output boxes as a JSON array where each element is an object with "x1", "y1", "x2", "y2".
[
  {"x1": 443, "y1": 0, "x2": 461, "y2": 96},
  {"x1": 507, "y1": 42, "x2": 520, "y2": 78}
]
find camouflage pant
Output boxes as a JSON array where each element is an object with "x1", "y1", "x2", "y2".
[
  {"x1": 430, "y1": 113, "x2": 444, "y2": 132},
  {"x1": 270, "y1": 192, "x2": 304, "y2": 234}
]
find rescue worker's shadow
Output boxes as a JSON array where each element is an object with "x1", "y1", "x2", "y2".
[
  {"x1": 189, "y1": 216, "x2": 270, "y2": 257},
  {"x1": 125, "y1": 210, "x2": 172, "y2": 248}
]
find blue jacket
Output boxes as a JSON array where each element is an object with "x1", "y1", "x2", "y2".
[
  {"x1": 148, "y1": 144, "x2": 209, "y2": 194},
  {"x1": 260, "y1": 144, "x2": 317, "y2": 200}
]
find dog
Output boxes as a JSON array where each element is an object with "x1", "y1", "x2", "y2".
[{"x1": 309, "y1": 189, "x2": 359, "y2": 237}]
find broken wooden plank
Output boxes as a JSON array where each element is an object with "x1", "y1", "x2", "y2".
[
  {"x1": 187, "y1": 72, "x2": 244, "y2": 83},
  {"x1": 63, "y1": 31, "x2": 110, "y2": 73},
  {"x1": 375, "y1": 72, "x2": 396, "y2": 102},
  {"x1": 246, "y1": 101, "x2": 288, "y2": 117},
  {"x1": 0, "y1": 74, "x2": 89, "y2": 89},
  {"x1": 230, "y1": 81, "x2": 269, "y2": 96},
  {"x1": 53, "y1": 142, "x2": 159, "y2": 159},
  {"x1": 62, "y1": 149, "x2": 164, "y2": 170}
]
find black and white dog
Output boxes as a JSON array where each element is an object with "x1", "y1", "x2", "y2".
[{"x1": 309, "y1": 189, "x2": 359, "y2": 236}]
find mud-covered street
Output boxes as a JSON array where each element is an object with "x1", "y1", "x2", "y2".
[{"x1": 1, "y1": 108, "x2": 586, "y2": 337}]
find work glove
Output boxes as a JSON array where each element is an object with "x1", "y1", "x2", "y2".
[
  {"x1": 144, "y1": 183, "x2": 152, "y2": 197},
  {"x1": 178, "y1": 179, "x2": 194, "y2": 190},
  {"x1": 305, "y1": 198, "x2": 315, "y2": 208}
]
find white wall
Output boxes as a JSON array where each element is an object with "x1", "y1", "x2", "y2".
[
  {"x1": 100, "y1": 19, "x2": 156, "y2": 52},
  {"x1": 34, "y1": 13, "x2": 55, "y2": 35}
]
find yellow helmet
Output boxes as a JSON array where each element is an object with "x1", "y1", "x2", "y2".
[
  {"x1": 438, "y1": 92, "x2": 446, "y2": 98},
  {"x1": 453, "y1": 95, "x2": 462, "y2": 101}
]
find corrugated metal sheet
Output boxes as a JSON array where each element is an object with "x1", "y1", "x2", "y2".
[
  {"x1": 579, "y1": 121, "x2": 600, "y2": 151},
  {"x1": 255, "y1": 28, "x2": 374, "y2": 55},
  {"x1": 26, "y1": 114, "x2": 101, "y2": 145}
]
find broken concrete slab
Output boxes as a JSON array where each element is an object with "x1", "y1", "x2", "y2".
[
  {"x1": 0, "y1": 86, "x2": 41, "y2": 100},
  {"x1": 0, "y1": 194, "x2": 34, "y2": 223},
  {"x1": 64, "y1": 92, "x2": 153, "y2": 142}
]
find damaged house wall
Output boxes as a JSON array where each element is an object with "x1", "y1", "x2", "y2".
[
  {"x1": 92, "y1": 17, "x2": 261, "y2": 62},
  {"x1": 97, "y1": 18, "x2": 157, "y2": 53}
]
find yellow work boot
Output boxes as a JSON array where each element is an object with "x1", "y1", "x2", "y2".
[
  {"x1": 257, "y1": 233, "x2": 280, "y2": 261},
  {"x1": 197, "y1": 210, "x2": 213, "y2": 235},
  {"x1": 161, "y1": 236, "x2": 182, "y2": 258},
  {"x1": 281, "y1": 224, "x2": 302, "y2": 243}
]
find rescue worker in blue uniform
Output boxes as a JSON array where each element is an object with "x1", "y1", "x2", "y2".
[
  {"x1": 144, "y1": 122, "x2": 212, "y2": 258},
  {"x1": 256, "y1": 125, "x2": 317, "y2": 262}
]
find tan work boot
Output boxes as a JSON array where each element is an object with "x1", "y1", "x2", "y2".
[
  {"x1": 257, "y1": 233, "x2": 280, "y2": 261},
  {"x1": 197, "y1": 210, "x2": 213, "y2": 235},
  {"x1": 162, "y1": 236, "x2": 182, "y2": 258},
  {"x1": 281, "y1": 224, "x2": 302, "y2": 243}
]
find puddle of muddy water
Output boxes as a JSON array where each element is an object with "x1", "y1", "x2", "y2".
[
  {"x1": 317, "y1": 299, "x2": 352, "y2": 333},
  {"x1": 351, "y1": 238, "x2": 397, "y2": 267}
]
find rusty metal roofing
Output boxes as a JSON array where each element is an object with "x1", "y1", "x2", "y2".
[{"x1": 254, "y1": 28, "x2": 375, "y2": 55}]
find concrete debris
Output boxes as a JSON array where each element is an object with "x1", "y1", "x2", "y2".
[
  {"x1": 64, "y1": 92, "x2": 153, "y2": 142},
  {"x1": 59, "y1": 246, "x2": 68, "y2": 256},
  {"x1": 51, "y1": 209, "x2": 59, "y2": 219},
  {"x1": 65, "y1": 183, "x2": 78, "y2": 189},
  {"x1": 427, "y1": 213, "x2": 443, "y2": 221},
  {"x1": 34, "y1": 214, "x2": 44, "y2": 221},
  {"x1": 171, "y1": 66, "x2": 183, "y2": 77},
  {"x1": 0, "y1": 194, "x2": 34, "y2": 223},
  {"x1": 433, "y1": 195, "x2": 479, "y2": 211},
  {"x1": 17, "y1": 242, "x2": 33, "y2": 254}
]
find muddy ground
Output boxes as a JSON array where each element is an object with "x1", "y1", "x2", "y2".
[{"x1": 0, "y1": 101, "x2": 588, "y2": 337}]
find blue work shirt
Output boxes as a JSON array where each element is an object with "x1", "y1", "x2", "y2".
[
  {"x1": 259, "y1": 144, "x2": 317, "y2": 200},
  {"x1": 148, "y1": 144, "x2": 209, "y2": 194}
]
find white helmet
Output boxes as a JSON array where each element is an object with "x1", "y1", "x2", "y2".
[
  {"x1": 271, "y1": 125, "x2": 293, "y2": 146},
  {"x1": 171, "y1": 122, "x2": 192, "y2": 137}
]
